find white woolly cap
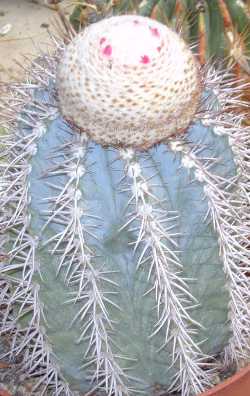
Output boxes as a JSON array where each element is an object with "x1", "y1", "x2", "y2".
[{"x1": 57, "y1": 15, "x2": 201, "y2": 148}]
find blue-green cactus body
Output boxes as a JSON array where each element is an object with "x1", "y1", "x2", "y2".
[
  {"x1": 1, "y1": 17, "x2": 249, "y2": 392},
  {"x1": 18, "y1": 93, "x2": 236, "y2": 392}
]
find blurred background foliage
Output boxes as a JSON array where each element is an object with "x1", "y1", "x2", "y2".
[
  {"x1": 67, "y1": 0, "x2": 250, "y2": 121},
  {"x1": 69, "y1": 0, "x2": 250, "y2": 72}
]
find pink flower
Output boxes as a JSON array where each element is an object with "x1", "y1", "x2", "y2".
[
  {"x1": 102, "y1": 45, "x2": 112, "y2": 57},
  {"x1": 149, "y1": 27, "x2": 160, "y2": 38},
  {"x1": 140, "y1": 55, "x2": 150, "y2": 64}
]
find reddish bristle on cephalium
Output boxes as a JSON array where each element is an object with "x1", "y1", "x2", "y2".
[{"x1": 57, "y1": 15, "x2": 201, "y2": 149}]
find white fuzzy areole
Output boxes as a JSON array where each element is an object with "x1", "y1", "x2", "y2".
[{"x1": 57, "y1": 15, "x2": 201, "y2": 148}]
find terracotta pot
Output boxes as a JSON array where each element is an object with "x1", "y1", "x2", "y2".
[{"x1": 202, "y1": 365, "x2": 250, "y2": 396}]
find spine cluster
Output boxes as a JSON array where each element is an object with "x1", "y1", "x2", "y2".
[{"x1": 0, "y1": 29, "x2": 249, "y2": 396}]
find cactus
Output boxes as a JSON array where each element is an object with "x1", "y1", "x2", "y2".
[
  {"x1": 69, "y1": 0, "x2": 250, "y2": 74},
  {"x1": 0, "y1": 14, "x2": 249, "y2": 396}
]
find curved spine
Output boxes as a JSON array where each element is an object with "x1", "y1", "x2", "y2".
[
  {"x1": 120, "y1": 148, "x2": 215, "y2": 396},
  {"x1": 44, "y1": 133, "x2": 132, "y2": 396},
  {"x1": 0, "y1": 69, "x2": 72, "y2": 396},
  {"x1": 170, "y1": 67, "x2": 250, "y2": 363}
]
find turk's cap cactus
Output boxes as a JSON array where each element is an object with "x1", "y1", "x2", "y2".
[
  {"x1": 57, "y1": 15, "x2": 201, "y2": 148},
  {"x1": 0, "y1": 13, "x2": 250, "y2": 396}
]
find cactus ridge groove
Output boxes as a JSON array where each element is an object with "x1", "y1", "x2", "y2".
[
  {"x1": 190, "y1": 64, "x2": 250, "y2": 366},
  {"x1": 0, "y1": 76, "x2": 73, "y2": 395},
  {"x1": 171, "y1": 139, "x2": 250, "y2": 364},
  {"x1": 41, "y1": 133, "x2": 133, "y2": 396},
  {"x1": 120, "y1": 148, "x2": 215, "y2": 395},
  {"x1": 0, "y1": 25, "x2": 249, "y2": 396}
]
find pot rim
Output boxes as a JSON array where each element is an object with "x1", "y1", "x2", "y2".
[{"x1": 201, "y1": 364, "x2": 250, "y2": 396}]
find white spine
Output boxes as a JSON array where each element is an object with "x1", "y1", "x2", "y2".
[
  {"x1": 170, "y1": 135, "x2": 250, "y2": 366},
  {"x1": 120, "y1": 148, "x2": 214, "y2": 396},
  {"x1": 44, "y1": 134, "x2": 131, "y2": 396},
  {"x1": 200, "y1": 65, "x2": 250, "y2": 364},
  {"x1": 0, "y1": 68, "x2": 72, "y2": 395}
]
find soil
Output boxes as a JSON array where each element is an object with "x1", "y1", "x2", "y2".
[{"x1": 0, "y1": 0, "x2": 72, "y2": 82}]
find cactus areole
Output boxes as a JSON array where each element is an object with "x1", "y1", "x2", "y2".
[
  {"x1": 0, "y1": 15, "x2": 250, "y2": 396},
  {"x1": 57, "y1": 15, "x2": 201, "y2": 148}
]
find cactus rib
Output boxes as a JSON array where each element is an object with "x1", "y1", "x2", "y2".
[
  {"x1": 42, "y1": 134, "x2": 132, "y2": 395},
  {"x1": 120, "y1": 148, "x2": 215, "y2": 395},
  {"x1": 174, "y1": 64, "x2": 250, "y2": 365},
  {"x1": 0, "y1": 16, "x2": 249, "y2": 395},
  {"x1": 0, "y1": 57, "x2": 73, "y2": 395}
]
